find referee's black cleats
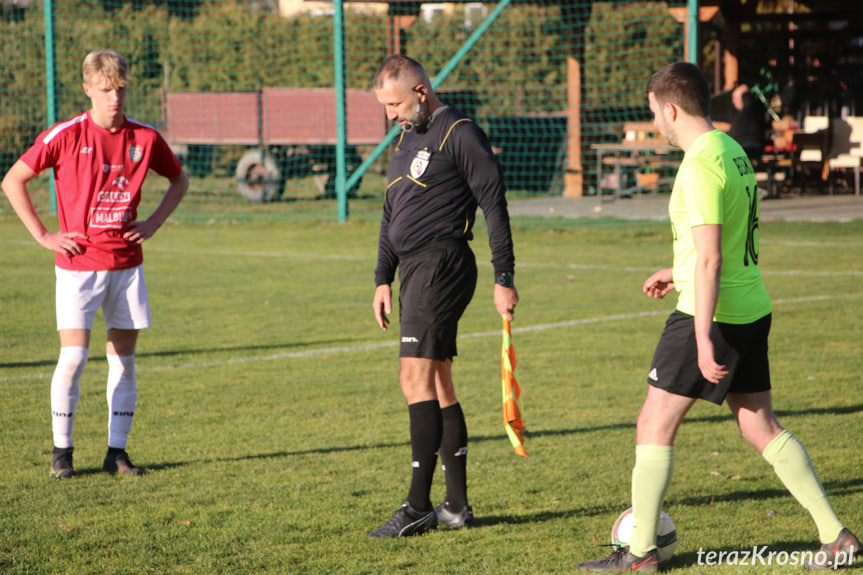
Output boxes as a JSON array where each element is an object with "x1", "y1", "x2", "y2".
[
  {"x1": 50, "y1": 447, "x2": 74, "y2": 479},
  {"x1": 103, "y1": 448, "x2": 145, "y2": 476},
  {"x1": 435, "y1": 503, "x2": 475, "y2": 529},
  {"x1": 369, "y1": 502, "x2": 437, "y2": 538}
]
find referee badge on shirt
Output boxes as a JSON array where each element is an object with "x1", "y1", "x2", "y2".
[{"x1": 410, "y1": 149, "x2": 431, "y2": 178}]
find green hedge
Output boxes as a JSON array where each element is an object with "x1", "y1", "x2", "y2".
[{"x1": 0, "y1": 1, "x2": 682, "y2": 159}]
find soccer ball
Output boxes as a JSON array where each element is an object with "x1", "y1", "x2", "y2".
[{"x1": 611, "y1": 507, "x2": 678, "y2": 564}]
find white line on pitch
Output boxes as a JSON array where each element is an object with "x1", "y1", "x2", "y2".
[
  {"x1": 2, "y1": 292, "x2": 860, "y2": 382},
  {"x1": 149, "y1": 247, "x2": 863, "y2": 277},
  {"x1": 2, "y1": 240, "x2": 860, "y2": 276}
]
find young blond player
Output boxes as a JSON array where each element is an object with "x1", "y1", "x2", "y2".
[{"x1": 2, "y1": 50, "x2": 188, "y2": 478}]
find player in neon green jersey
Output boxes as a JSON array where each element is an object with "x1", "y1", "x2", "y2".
[{"x1": 578, "y1": 62, "x2": 859, "y2": 573}]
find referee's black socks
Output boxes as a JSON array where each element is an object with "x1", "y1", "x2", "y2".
[
  {"x1": 440, "y1": 402, "x2": 469, "y2": 512},
  {"x1": 406, "y1": 400, "x2": 442, "y2": 511}
]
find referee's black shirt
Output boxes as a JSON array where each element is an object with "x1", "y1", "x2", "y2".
[{"x1": 375, "y1": 105, "x2": 515, "y2": 286}]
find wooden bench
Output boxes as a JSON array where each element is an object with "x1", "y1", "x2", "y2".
[
  {"x1": 622, "y1": 121, "x2": 663, "y2": 144},
  {"x1": 594, "y1": 121, "x2": 679, "y2": 198}
]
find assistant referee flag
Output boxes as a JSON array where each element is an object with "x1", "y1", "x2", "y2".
[{"x1": 501, "y1": 317, "x2": 527, "y2": 457}]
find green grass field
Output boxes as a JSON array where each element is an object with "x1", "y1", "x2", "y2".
[{"x1": 1, "y1": 212, "x2": 861, "y2": 574}]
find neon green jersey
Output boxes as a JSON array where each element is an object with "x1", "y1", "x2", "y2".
[{"x1": 669, "y1": 130, "x2": 772, "y2": 323}]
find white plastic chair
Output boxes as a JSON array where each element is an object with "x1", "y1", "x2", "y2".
[{"x1": 828, "y1": 117, "x2": 863, "y2": 196}]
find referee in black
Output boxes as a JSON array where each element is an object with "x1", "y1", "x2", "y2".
[{"x1": 369, "y1": 54, "x2": 519, "y2": 538}]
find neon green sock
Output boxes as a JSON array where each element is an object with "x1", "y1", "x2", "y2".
[
  {"x1": 629, "y1": 445, "x2": 674, "y2": 557},
  {"x1": 762, "y1": 430, "x2": 843, "y2": 543}
]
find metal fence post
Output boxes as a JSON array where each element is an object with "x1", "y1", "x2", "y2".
[
  {"x1": 687, "y1": 0, "x2": 699, "y2": 64},
  {"x1": 333, "y1": 0, "x2": 348, "y2": 222},
  {"x1": 44, "y1": 0, "x2": 58, "y2": 214}
]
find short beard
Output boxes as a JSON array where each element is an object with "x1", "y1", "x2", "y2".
[
  {"x1": 402, "y1": 102, "x2": 427, "y2": 132},
  {"x1": 662, "y1": 124, "x2": 679, "y2": 148}
]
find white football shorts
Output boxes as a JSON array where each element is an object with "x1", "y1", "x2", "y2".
[{"x1": 55, "y1": 265, "x2": 151, "y2": 331}]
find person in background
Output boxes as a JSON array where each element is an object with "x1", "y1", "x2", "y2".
[{"x1": 727, "y1": 83, "x2": 768, "y2": 160}]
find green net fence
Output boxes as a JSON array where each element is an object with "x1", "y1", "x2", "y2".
[{"x1": 1, "y1": 0, "x2": 690, "y2": 223}]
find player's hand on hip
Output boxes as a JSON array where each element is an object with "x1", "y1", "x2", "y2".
[
  {"x1": 494, "y1": 284, "x2": 519, "y2": 321},
  {"x1": 121, "y1": 220, "x2": 159, "y2": 244},
  {"x1": 39, "y1": 231, "x2": 87, "y2": 257},
  {"x1": 373, "y1": 284, "x2": 392, "y2": 331}
]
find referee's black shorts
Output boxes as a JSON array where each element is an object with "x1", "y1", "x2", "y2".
[
  {"x1": 397, "y1": 238, "x2": 477, "y2": 361},
  {"x1": 647, "y1": 310, "x2": 772, "y2": 405}
]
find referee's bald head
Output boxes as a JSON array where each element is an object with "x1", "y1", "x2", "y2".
[{"x1": 374, "y1": 55, "x2": 432, "y2": 92}]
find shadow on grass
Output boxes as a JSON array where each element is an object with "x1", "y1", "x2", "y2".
[
  {"x1": 139, "y1": 440, "x2": 412, "y2": 474},
  {"x1": 134, "y1": 403, "x2": 863, "y2": 475},
  {"x1": 470, "y1": 478, "x2": 863, "y2": 534},
  {"x1": 64, "y1": 468, "x2": 125, "y2": 478},
  {"x1": 479, "y1": 402, "x2": 863, "y2": 442},
  {"x1": 672, "y1": 476, "x2": 863, "y2": 508},
  {"x1": 0, "y1": 338, "x2": 356, "y2": 369},
  {"x1": 474, "y1": 503, "x2": 622, "y2": 526},
  {"x1": 469, "y1": 478, "x2": 863, "y2": 531}
]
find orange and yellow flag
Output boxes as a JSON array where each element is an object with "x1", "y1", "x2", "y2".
[{"x1": 501, "y1": 316, "x2": 528, "y2": 457}]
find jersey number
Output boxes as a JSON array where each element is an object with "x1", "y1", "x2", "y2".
[{"x1": 744, "y1": 185, "x2": 759, "y2": 267}]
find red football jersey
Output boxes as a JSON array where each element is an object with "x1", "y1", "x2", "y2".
[{"x1": 21, "y1": 111, "x2": 183, "y2": 271}]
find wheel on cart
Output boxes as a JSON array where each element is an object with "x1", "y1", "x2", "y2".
[
  {"x1": 235, "y1": 149, "x2": 282, "y2": 202},
  {"x1": 308, "y1": 145, "x2": 363, "y2": 199}
]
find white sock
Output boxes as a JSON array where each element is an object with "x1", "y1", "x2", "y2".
[
  {"x1": 106, "y1": 354, "x2": 137, "y2": 449},
  {"x1": 51, "y1": 347, "x2": 89, "y2": 448}
]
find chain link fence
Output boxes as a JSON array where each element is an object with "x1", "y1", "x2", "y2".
[{"x1": 0, "y1": 0, "x2": 687, "y2": 223}]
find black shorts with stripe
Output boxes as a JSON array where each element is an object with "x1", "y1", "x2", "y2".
[
  {"x1": 397, "y1": 238, "x2": 477, "y2": 361},
  {"x1": 647, "y1": 310, "x2": 772, "y2": 405}
]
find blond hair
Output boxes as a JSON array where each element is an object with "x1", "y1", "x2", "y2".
[{"x1": 82, "y1": 50, "x2": 129, "y2": 88}]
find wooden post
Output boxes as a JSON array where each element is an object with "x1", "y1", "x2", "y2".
[
  {"x1": 724, "y1": 18, "x2": 740, "y2": 90},
  {"x1": 386, "y1": 4, "x2": 418, "y2": 56},
  {"x1": 564, "y1": 55, "x2": 583, "y2": 197},
  {"x1": 716, "y1": 0, "x2": 761, "y2": 90},
  {"x1": 563, "y1": 0, "x2": 591, "y2": 198}
]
